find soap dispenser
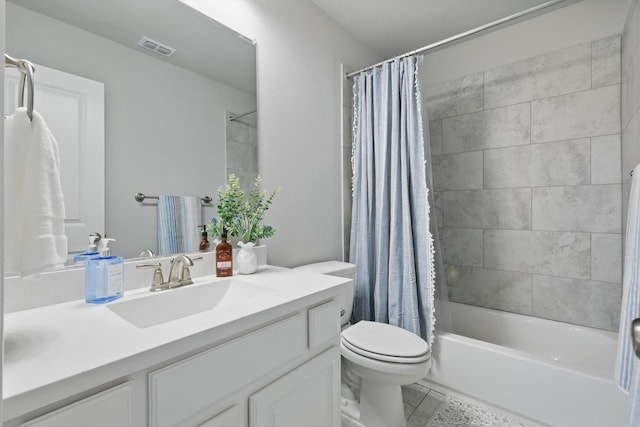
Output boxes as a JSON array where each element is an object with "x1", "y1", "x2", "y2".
[
  {"x1": 85, "y1": 238, "x2": 124, "y2": 304},
  {"x1": 216, "y1": 230, "x2": 232, "y2": 277},
  {"x1": 198, "y1": 225, "x2": 210, "y2": 252},
  {"x1": 73, "y1": 232, "x2": 101, "y2": 265}
]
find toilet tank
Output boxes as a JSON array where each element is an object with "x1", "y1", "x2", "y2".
[{"x1": 294, "y1": 261, "x2": 355, "y2": 326}]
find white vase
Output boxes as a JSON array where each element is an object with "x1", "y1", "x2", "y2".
[{"x1": 236, "y1": 241, "x2": 258, "y2": 274}]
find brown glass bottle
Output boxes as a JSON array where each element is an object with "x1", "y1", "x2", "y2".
[
  {"x1": 216, "y1": 231, "x2": 233, "y2": 277},
  {"x1": 198, "y1": 225, "x2": 210, "y2": 252}
]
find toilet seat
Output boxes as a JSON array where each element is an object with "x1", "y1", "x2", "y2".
[{"x1": 341, "y1": 320, "x2": 430, "y2": 364}]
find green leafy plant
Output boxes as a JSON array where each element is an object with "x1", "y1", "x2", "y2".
[
  {"x1": 207, "y1": 174, "x2": 280, "y2": 243},
  {"x1": 206, "y1": 174, "x2": 243, "y2": 239},
  {"x1": 235, "y1": 176, "x2": 280, "y2": 243}
]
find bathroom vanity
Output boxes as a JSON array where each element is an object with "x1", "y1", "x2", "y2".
[{"x1": 3, "y1": 260, "x2": 350, "y2": 426}]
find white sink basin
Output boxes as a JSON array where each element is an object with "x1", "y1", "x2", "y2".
[{"x1": 107, "y1": 278, "x2": 273, "y2": 328}]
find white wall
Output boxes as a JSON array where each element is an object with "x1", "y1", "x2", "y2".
[
  {"x1": 421, "y1": 0, "x2": 630, "y2": 85},
  {"x1": 5, "y1": 3, "x2": 256, "y2": 258},
  {"x1": 182, "y1": 0, "x2": 380, "y2": 267}
]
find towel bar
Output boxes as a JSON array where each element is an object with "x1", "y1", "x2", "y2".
[{"x1": 135, "y1": 193, "x2": 212, "y2": 203}]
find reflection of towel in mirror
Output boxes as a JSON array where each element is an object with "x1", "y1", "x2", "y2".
[
  {"x1": 616, "y1": 163, "x2": 640, "y2": 426},
  {"x1": 157, "y1": 196, "x2": 202, "y2": 256},
  {"x1": 4, "y1": 107, "x2": 68, "y2": 277}
]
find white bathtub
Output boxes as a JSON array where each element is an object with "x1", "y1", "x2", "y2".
[{"x1": 423, "y1": 301, "x2": 630, "y2": 427}]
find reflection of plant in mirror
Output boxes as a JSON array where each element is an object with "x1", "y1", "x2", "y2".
[{"x1": 207, "y1": 175, "x2": 280, "y2": 243}]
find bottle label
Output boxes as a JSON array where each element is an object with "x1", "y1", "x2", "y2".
[
  {"x1": 217, "y1": 261, "x2": 232, "y2": 269},
  {"x1": 108, "y1": 263, "x2": 123, "y2": 294}
]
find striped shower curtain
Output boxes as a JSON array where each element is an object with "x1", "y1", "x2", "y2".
[{"x1": 349, "y1": 56, "x2": 436, "y2": 344}]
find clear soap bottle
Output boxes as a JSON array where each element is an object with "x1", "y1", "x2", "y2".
[
  {"x1": 73, "y1": 232, "x2": 101, "y2": 265},
  {"x1": 85, "y1": 238, "x2": 124, "y2": 304}
]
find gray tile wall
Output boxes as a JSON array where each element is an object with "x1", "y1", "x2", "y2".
[
  {"x1": 623, "y1": 0, "x2": 640, "y2": 241},
  {"x1": 226, "y1": 112, "x2": 258, "y2": 193},
  {"x1": 426, "y1": 36, "x2": 623, "y2": 331}
]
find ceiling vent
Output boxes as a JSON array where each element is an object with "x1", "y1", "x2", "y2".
[{"x1": 137, "y1": 36, "x2": 176, "y2": 57}]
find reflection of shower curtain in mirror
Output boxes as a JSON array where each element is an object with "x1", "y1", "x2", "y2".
[
  {"x1": 350, "y1": 56, "x2": 441, "y2": 344},
  {"x1": 157, "y1": 196, "x2": 202, "y2": 255}
]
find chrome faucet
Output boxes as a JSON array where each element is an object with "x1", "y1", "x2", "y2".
[
  {"x1": 167, "y1": 254, "x2": 196, "y2": 287},
  {"x1": 138, "y1": 248, "x2": 155, "y2": 258},
  {"x1": 136, "y1": 254, "x2": 201, "y2": 292}
]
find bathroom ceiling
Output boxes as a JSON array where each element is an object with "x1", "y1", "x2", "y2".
[
  {"x1": 6, "y1": 0, "x2": 256, "y2": 93},
  {"x1": 311, "y1": 0, "x2": 573, "y2": 59}
]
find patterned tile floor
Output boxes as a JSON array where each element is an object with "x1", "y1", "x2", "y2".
[
  {"x1": 342, "y1": 382, "x2": 534, "y2": 427},
  {"x1": 402, "y1": 383, "x2": 447, "y2": 426}
]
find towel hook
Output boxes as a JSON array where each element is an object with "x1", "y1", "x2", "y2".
[{"x1": 4, "y1": 54, "x2": 35, "y2": 121}]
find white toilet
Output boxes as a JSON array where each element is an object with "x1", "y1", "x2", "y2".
[{"x1": 294, "y1": 261, "x2": 431, "y2": 427}]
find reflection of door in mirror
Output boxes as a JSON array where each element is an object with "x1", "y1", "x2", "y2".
[{"x1": 4, "y1": 64, "x2": 104, "y2": 267}]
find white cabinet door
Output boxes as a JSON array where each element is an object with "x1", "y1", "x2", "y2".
[
  {"x1": 5, "y1": 63, "x2": 104, "y2": 256},
  {"x1": 249, "y1": 348, "x2": 341, "y2": 427},
  {"x1": 149, "y1": 313, "x2": 305, "y2": 427}
]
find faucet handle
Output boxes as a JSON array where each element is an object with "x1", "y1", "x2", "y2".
[
  {"x1": 136, "y1": 262, "x2": 165, "y2": 291},
  {"x1": 180, "y1": 256, "x2": 203, "y2": 282},
  {"x1": 169, "y1": 255, "x2": 202, "y2": 265}
]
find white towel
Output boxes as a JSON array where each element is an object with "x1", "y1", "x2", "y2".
[
  {"x1": 157, "y1": 195, "x2": 202, "y2": 255},
  {"x1": 4, "y1": 107, "x2": 68, "y2": 277}
]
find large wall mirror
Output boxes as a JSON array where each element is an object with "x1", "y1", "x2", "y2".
[{"x1": 4, "y1": 0, "x2": 257, "y2": 264}]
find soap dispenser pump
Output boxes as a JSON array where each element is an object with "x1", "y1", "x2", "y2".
[
  {"x1": 73, "y1": 232, "x2": 101, "y2": 265},
  {"x1": 85, "y1": 238, "x2": 124, "y2": 304}
]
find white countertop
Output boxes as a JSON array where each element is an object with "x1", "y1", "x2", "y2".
[{"x1": 3, "y1": 266, "x2": 350, "y2": 421}]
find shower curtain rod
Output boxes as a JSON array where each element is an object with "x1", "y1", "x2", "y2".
[
  {"x1": 346, "y1": 0, "x2": 569, "y2": 78},
  {"x1": 229, "y1": 110, "x2": 257, "y2": 121}
]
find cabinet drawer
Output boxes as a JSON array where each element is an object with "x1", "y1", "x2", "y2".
[
  {"x1": 308, "y1": 300, "x2": 339, "y2": 350},
  {"x1": 149, "y1": 313, "x2": 305, "y2": 427},
  {"x1": 20, "y1": 382, "x2": 133, "y2": 427}
]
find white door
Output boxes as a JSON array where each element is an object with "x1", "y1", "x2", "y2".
[
  {"x1": 249, "y1": 348, "x2": 341, "y2": 427},
  {"x1": 5, "y1": 63, "x2": 105, "y2": 257}
]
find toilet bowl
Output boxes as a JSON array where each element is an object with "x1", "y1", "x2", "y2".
[{"x1": 294, "y1": 261, "x2": 431, "y2": 427}]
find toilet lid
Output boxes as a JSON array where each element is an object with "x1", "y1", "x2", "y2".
[{"x1": 341, "y1": 320, "x2": 430, "y2": 363}]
